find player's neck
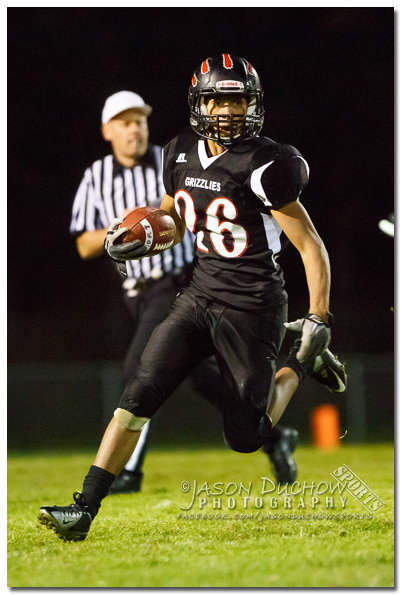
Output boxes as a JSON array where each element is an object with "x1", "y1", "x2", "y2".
[{"x1": 206, "y1": 139, "x2": 227, "y2": 157}]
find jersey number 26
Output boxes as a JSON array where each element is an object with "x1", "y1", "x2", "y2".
[{"x1": 174, "y1": 190, "x2": 249, "y2": 258}]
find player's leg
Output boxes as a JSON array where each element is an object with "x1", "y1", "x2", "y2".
[
  {"x1": 206, "y1": 303, "x2": 345, "y2": 480},
  {"x1": 109, "y1": 420, "x2": 152, "y2": 494},
  {"x1": 211, "y1": 301, "x2": 288, "y2": 454},
  {"x1": 37, "y1": 417, "x2": 138, "y2": 542},
  {"x1": 186, "y1": 355, "x2": 298, "y2": 485},
  {"x1": 186, "y1": 356, "x2": 223, "y2": 409},
  {"x1": 112, "y1": 277, "x2": 180, "y2": 494},
  {"x1": 261, "y1": 425, "x2": 299, "y2": 485},
  {"x1": 95, "y1": 288, "x2": 212, "y2": 480},
  {"x1": 38, "y1": 291, "x2": 213, "y2": 541},
  {"x1": 261, "y1": 363, "x2": 300, "y2": 485},
  {"x1": 122, "y1": 275, "x2": 181, "y2": 382},
  {"x1": 267, "y1": 367, "x2": 300, "y2": 426},
  {"x1": 261, "y1": 339, "x2": 347, "y2": 483},
  {"x1": 267, "y1": 337, "x2": 347, "y2": 425},
  {"x1": 210, "y1": 304, "x2": 310, "y2": 486}
]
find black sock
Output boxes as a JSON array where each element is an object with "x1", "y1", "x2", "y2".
[{"x1": 81, "y1": 465, "x2": 116, "y2": 518}]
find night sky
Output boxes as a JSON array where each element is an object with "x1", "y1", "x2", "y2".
[{"x1": 8, "y1": 8, "x2": 394, "y2": 363}]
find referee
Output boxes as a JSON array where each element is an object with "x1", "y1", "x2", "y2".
[{"x1": 70, "y1": 90, "x2": 299, "y2": 492}]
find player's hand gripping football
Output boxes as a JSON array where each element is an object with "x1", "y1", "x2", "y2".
[
  {"x1": 284, "y1": 313, "x2": 332, "y2": 362},
  {"x1": 104, "y1": 217, "x2": 148, "y2": 278}
]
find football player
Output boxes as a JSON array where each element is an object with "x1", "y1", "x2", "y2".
[{"x1": 39, "y1": 54, "x2": 346, "y2": 542}]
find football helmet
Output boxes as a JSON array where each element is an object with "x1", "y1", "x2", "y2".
[{"x1": 189, "y1": 54, "x2": 264, "y2": 146}]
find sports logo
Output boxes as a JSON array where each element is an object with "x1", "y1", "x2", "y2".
[
  {"x1": 216, "y1": 80, "x2": 244, "y2": 92},
  {"x1": 223, "y1": 54, "x2": 233, "y2": 69},
  {"x1": 247, "y1": 61, "x2": 255, "y2": 75},
  {"x1": 192, "y1": 74, "x2": 198, "y2": 87},
  {"x1": 201, "y1": 59, "x2": 210, "y2": 75}
]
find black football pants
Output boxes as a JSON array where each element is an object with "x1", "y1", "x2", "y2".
[
  {"x1": 122, "y1": 274, "x2": 222, "y2": 472},
  {"x1": 119, "y1": 286, "x2": 287, "y2": 453}
]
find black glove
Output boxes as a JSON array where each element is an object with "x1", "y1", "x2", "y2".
[{"x1": 284, "y1": 313, "x2": 332, "y2": 362}]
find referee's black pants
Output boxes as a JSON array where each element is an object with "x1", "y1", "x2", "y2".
[{"x1": 119, "y1": 286, "x2": 287, "y2": 454}]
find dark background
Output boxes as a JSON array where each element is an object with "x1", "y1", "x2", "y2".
[{"x1": 8, "y1": 8, "x2": 394, "y2": 446}]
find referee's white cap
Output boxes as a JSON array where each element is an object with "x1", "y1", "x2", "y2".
[{"x1": 102, "y1": 91, "x2": 152, "y2": 123}]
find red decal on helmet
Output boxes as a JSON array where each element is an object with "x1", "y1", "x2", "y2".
[
  {"x1": 201, "y1": 59, "x2": 210, "y2": 75},
  {"x1": 223, "y1": 54, "x2": 233, "y2": 69},
  {"x1": 192, "y1": 74, "x2": 197, "y2": 87},
  {"x1": 247, "y1": 61, "x2": 254, "y2": 75}
]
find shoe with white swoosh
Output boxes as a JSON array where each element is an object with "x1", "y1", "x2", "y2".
[
  {"x1": 311, "y1": 349, "x2": 347, "y2": 393},
  {"x1": 38, "y1": 492, "x2": 92, "y2": 541}
]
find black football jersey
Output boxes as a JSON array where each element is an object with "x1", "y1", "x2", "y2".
[{"x1": 163, "y1": 128, "x2": 309, "y2": 311}]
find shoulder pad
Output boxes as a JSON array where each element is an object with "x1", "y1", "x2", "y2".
[
  {"x1": 251, "y1": 139, "x2": 302, "y2": 169},
  {"x1": 163, "y1": 127, "x2": 197, "y2": 152}
]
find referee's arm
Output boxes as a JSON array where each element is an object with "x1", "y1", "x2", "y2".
[
  {"x1": 76, "y1": 204, "x2": 135, "y2": 259},
  {"x1": 76, "y1": 230, "x2": 108, "y2": 260}
]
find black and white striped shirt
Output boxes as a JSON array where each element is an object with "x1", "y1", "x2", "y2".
[{"x1": 70, "y1": 144, "x2": 195, "y2": 281}]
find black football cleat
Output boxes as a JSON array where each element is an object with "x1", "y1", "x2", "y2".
[
  {"x1": 38, "y1": 492, "x2": 92, "y2": 542},
  {"x1": 311, "y1": 349, "x2": 347, "y2": 393},
  {"x1": 109, "y1": 470, "x2": 143, "y2": 495},
  {"x1": 263, "y1": 427, "x2": 298, "y2": 486}
]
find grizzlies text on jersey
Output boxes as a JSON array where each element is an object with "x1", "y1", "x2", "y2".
[{"x1": 163, "y1": 128, "x2": 309, "y2": 311}]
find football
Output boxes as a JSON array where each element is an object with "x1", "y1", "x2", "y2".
[{"x1": 116, "y1": 206, "x2": 176, "y2": 257}]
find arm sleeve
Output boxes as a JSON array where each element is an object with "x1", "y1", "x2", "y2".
[{"x1": 249, "y1": 155, "x2": 309, "y2": 210}]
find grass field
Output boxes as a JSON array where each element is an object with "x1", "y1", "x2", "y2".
[{"x1": 8, "y1": 444, "x2": 394, "y2": 588}]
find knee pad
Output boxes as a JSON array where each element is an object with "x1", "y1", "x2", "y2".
[
  {"x1": 114, "y1": 408, "x2": 149, "y2": 431},
  {"x1": 118, "y1": 379, "x2": 164, "y2": 420},
  {"x1": 223, "y1": 427, "x2": 263, "y2": 454}
]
